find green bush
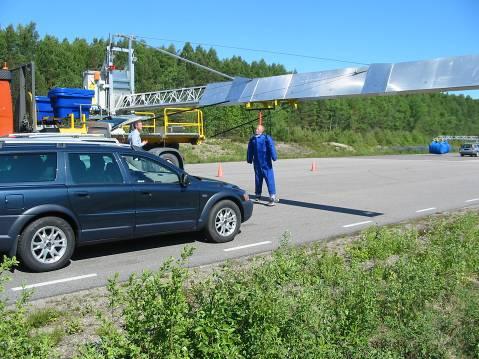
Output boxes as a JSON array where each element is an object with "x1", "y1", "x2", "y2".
[
  {"x1": 0, "y1": 256, "x2": 57, "y2": 358},
  {"x1": 347, "y1": 226, "x2": 418, "y2": 261},
  {"x1": 78, "y1": 213, "x2": 479, "y2": 358}
]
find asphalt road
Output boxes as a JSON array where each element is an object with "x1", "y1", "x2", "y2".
[{"x1": 5, "y1": 153, "x2": 479, "y2": 302}]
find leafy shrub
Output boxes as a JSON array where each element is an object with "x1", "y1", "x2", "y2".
[
  {"x1": 0, "y1": 256, "x2": 57, "y2": 358},
  {"x1": 347, "y1": 226, "x2": 418, "y2": 261},
  {"x1": 79, "y1": 213, "x2": 479, "y2": 358}
]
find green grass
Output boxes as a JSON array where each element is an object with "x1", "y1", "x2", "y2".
[
  {"x1": 180, "y1": 139, "x2": 248, "y2": 164},
  {"x1": 42, "y1": 327, "x2": 65, "y2": 347},
  {"x1": 180, "y1": 129, "x2": 437, "y2": 164},
  {"x1": 27, "y1": 307, "x2": 63, "y2": 328},
  {"x1": 64, "y1": 317, "x2": 83, "y2": 335},
  {"x1": 0, "y1": 255, "x2": 59, "y2": 358},
  {"x1": 79, "y1": 211, "x2": 479, "y2": 358},
  {"x1": 347, "y1": 226, "x2": 419, "y2": 261}
]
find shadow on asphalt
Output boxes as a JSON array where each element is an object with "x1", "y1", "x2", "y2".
[
  {"x1": 252, "y1": 195, "x2": 383, "y2": 217},
  {"x1": 71, "y1": 232, "x2": 207, "y2": 261},
  {"x1": 6, "y1": 232, "x2": 208, "y2": 273}
]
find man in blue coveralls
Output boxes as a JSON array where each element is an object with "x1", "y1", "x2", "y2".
[{"x1": 247, "y1": 124, "x2": 279, "y2": 206}]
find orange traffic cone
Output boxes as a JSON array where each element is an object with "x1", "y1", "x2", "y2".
[
  {"x1": 310, "y1": 161, "x2": 318, "y2": 172},
  {"x1": 216, "y1": 163, "x2": 224, "y2": 178}
]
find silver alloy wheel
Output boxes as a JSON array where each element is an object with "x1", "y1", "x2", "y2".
[
  {"x1": 215, "y1": 208, "x2": 237, "y2": 237},
  {"x1": 30, "y1": 226, "x2": 67, "y2": 264}
]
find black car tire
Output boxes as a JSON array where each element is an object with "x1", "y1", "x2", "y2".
[
  {"x1": 160, "y1": 152, "x2": 180, "y2": 167},
  {"x1": 148, "y1": 148, "x2": 182, "y2": 168},
  {"x1": 205, "y1": 200, "x2": 241, "y2": 243},
  {"x1": 17, "y1": 217, "x2": 75, "y2": 272}
]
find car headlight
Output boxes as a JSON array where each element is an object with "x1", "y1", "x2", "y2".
[{"x1": 242, "y1": 193, "x2": 250, "y2": 201}]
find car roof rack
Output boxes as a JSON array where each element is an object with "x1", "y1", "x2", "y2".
[
  {"x1": 0, "y1": 133, "x2": 130, "y2": 148},
  {"x1": 4, "y1": 133, "x2": 116, "y2": 140}
]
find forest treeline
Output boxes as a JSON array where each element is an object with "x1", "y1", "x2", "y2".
[{"x1": 1, "y1": 22, "x2": 478, "y2": 143}]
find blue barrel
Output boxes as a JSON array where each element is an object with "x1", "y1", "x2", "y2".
[
  {"x1": 35, "y1": 96, "x2": 54, "y2": 121},
  {"x1": 429, "y1": 141, "x2": 450, "y2": 154},
  {"x1": 48, "y1": 88, "x2": 94, "y2": 119}
]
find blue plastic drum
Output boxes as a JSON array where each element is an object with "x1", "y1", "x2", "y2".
[
  {"x1": 48, "y1": 88, "x2": 94, "y2": 119},
  {"x1": 429, "y1": 141, "x2": 450, "y2": 154},
  {"x1": 35, "y1": 96, "x2": 54, "y2": 120}
]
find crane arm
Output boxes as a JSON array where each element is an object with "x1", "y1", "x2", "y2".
[
  {"x1": 200, "y1": 54, "x2": 479, "y2": 106},
  {"x1": 113, "y1": 54, "x2": 479, "y2": 112}
]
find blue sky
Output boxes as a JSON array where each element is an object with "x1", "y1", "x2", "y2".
[{"x1": 1, "y1": 0, "x2": 478, "y2": 96}]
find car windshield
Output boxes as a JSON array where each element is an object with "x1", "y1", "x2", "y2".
[
  {"x1": 462, "y1": 144, "x2": 472, "y2": 148},
  {"x1": 98, "y1": 116, "x2": 130, "y2": 129}
]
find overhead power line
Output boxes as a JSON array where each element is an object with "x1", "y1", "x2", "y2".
[
  {"x1": 133, "y1": 34, "x2": 370, "y2": 66},
  {"x1": 141, "y1": 41, "x2": 234, "y2": 80}
]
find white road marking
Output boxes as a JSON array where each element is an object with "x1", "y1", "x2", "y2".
[
  {"x1": 224, "y1": 241, "x2": 272, "y2": 252},
  {"x1": 415, "y1": 207, "x2": 436, "y2": 213},
  {"x1": 342, "y1": 220, "x2": 373, "y2": 228},
  {"x1": 465, "y1": 198, "x2": 479, "y2": 203},
  {"x1": 11, "y1": 273, "x2": 98, "y2": 292}
]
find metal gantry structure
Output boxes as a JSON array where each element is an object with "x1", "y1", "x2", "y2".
[{"x1": 435, "y1": 135, "x2": 479, "y2": 142}]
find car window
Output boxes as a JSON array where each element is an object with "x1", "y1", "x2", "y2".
[
  {"x1": 0, "y1": 153, "x2": 57, "y2": 183},
  {"x1": 69, "y1": 153, "x2": 123, "y2": 184},
  {"x1": 122, "y1": 155, "x2": 179, "y2": 184}
]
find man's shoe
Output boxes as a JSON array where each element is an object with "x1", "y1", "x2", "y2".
[
  {"x1": 253, "y1": 195, "x2": 261, "y2": 203},
  {"x1": 267, "y1": 199, "x2": 276, "y2": 206}
]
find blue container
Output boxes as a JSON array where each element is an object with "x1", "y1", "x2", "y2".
[
  {"x1": 35, "y1": 96, "x2": 54, "y2": 120},
  {"x1": 48, "y1": 88, "x2": 94, "y2": 119},
  {"x1": 429, "y1": 141, "x2": 450, "y2": 154}
]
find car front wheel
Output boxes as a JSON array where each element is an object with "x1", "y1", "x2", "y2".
[
  {"x1": 205, "y1": 200, "x2": 241, "y2": 243},
  {"x1": 17, "y1": 217, "x2": 75, "y2": 272}
]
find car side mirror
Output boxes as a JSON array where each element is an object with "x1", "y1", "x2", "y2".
[{"x1": 180, "y1": 173, "x2": 190, "y2": 187}]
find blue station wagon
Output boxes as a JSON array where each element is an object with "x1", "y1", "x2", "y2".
[{"x1": 0, "y1": 137, "x2": 253, "y2": 272}]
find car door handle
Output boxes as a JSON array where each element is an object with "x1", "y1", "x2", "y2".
[
  {"x1": 73, "y1": 191, "x2": 90, "y2": 198},
  {"x1": 141, "y1": 191, "x2": 152, "y2": 197}
]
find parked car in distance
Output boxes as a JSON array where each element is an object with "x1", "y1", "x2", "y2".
[
  {"x1": 0, "y1": 138, "x2": 253, "y2": 272},
  {"x1": 459, "y1": 143, "x2": 479, "y2": 157}
]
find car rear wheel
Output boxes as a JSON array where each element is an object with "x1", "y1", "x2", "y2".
[
  {"x1": 17, "y1": 217, "x2": 75, "y2": 272},
  {"x1": 205, "y1": 200, "x2": 241, "y2": 243}
]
